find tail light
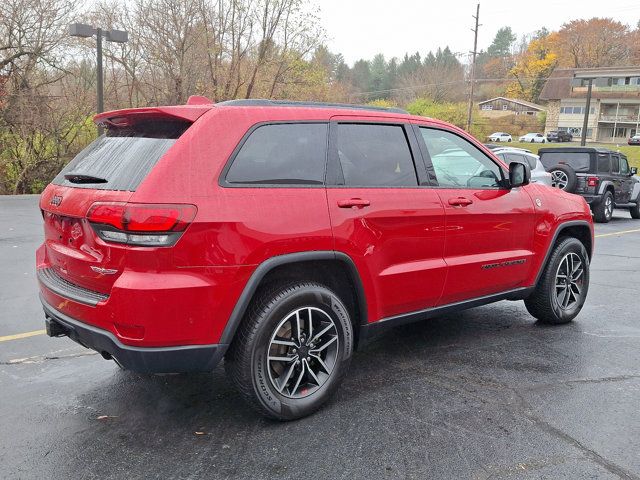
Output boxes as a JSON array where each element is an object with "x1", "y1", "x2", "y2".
[
  {"x1": 86, "y1": 202, "x2": 197, "y2": 246},
  {"x1": 587, "y1": 176, "x2": 599, "y2": 188}
]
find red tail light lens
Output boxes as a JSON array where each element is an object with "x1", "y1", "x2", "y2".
[
  {"x1": 86, "y1": 202, "x2": 197, "y2": 246},
  {"x1": 587, "y1": 176, "x2": 598, "y2": 188}
]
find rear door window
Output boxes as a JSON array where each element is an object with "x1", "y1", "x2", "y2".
[
  {"x1": 611, "y1": 155, "x2": 620, "y2": 173},
  {"x1": 226, "y1": 123, "x2": 328, "y2": 185},
  {"x1": 597, "y1": 154, "x2": 611, "y2": 173},
  {"x1": 539, "y1": 152, "x2": 590, "y2": 172},
  {"x1": 53, "y1": 120, "x2": 189, "y2": 191},
  {"x1": 335, "y1": 123, "x2": 418, "y2": 187}
]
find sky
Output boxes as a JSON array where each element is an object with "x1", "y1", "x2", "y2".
[{"x1": 317, "y1": 0, "x2": 640, "y2": 65}]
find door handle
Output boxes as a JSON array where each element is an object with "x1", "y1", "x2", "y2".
[
  {"x1": 448, "y1": 197, "x2": 473, "y2": 206},
  {"x1": 337, "y1": 198, "x2": 371, "y2": 208}
]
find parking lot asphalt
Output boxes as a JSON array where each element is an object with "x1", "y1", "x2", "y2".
[{"x1": 1, "y1": 195, "x2": 640, "y2": 480}]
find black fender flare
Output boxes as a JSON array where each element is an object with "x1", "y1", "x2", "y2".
[
  {"x1": 219, "y1": 251, "x2": 367, "y2": 345},
  {"x1": 533, "y1": 220, "x2": 593, "y2": 286}
]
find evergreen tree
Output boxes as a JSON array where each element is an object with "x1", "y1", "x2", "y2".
[{"x1": 487, "y1": 27, "x2": 516, "y2": 57}]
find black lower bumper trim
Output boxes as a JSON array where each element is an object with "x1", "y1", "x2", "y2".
[{"x1": 40, "y1": 295, "x2": 227, "y2": 373}]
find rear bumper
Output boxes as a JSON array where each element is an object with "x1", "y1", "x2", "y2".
[
  {"x1": 581, "y1": 194, "x2": 602, "y2": 205},
  {"x1": 41, "y1": 296, "x2": 227, "y2": 373}
]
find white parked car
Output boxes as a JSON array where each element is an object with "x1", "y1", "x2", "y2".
[
  {"x1": 488, "y1": 132, "x2": 512, "y2": 142},
  {"x1": 519, "y1": 132, "x2": 547, "y2": 143},
  {"x1": 492, "y1": 147, "x2": 552, "y2": 186}
]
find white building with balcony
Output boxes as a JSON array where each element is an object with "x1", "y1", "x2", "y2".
[{"x1": 539, "y1": 66, "x2": 640, "y2": 142}]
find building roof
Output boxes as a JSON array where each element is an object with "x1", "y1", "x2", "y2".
[
  {"x1": 477, "y1": 96, "x2": 545, "y2": 111},
  {"x1": 539, "y1": 69, "x2": 575, "y2": 101},
  {"x1": 573, "y1": 66, "x2": 640, "y2": 78},
  {"x1": 539, "y1": 66, "x2": 640, "y2": 101}
]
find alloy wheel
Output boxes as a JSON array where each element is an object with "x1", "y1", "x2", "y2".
[
  {"x1": 604, "y1": 195, "x2": 613, "y2": 220},
  {"x1": 553, "y1": 252, "x2": 584, "y2": 310},
  {"x1": 551, "y1": 170, "x2": 568, "y2": 189},
  {"x1": 266, "y1": 307, "x2": 339, "y2": 399}
]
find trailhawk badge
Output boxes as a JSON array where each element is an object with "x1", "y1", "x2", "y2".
[{"x1": 50, "y1": 195, "x2": 63, "y2": 207}]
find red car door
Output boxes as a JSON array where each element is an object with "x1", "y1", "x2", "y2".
[
  {"x1": 326, "y1": 119, "x2": 447, "y2": 321},
  {"x1": 415, "y1": 124, "x2": 536, "y2": 305}
]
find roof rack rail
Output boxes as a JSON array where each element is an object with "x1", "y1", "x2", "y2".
[{"x1": 216, "y1": 99, "x2": 409, "y2": 114}]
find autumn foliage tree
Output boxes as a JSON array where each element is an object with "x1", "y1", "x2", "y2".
[
  {"x1": 554, "y1": 18, "x2": 630, "y2": 68},
  {"x1": 506, "y1": 33, "x2": 558, "y2": 102}
]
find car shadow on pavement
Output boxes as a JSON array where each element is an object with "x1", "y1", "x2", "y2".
[{"x1": 75, "y1": 301, "x2": 581, "y2": 425}]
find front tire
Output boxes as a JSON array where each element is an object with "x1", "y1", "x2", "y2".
[
  {"x1": 630, "y1": 201, "x2": 640, "y2": 219},
  {"x1": 593, "y1": 190, "x2": 614, "y2": 223},
  {"x1": 525, "y1": 237, "x2": 589, "y2": 324},
  {"x1": 225, "y1": 281, "x2": 353, "y2": 420}
]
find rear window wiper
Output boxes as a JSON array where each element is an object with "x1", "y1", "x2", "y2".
[{"x1": 64, "y1": 173, "x2": 108, "y2": 184}]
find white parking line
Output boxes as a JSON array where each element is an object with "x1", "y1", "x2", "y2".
[{"x1": 595, "y1": 228, "x2": 640, "y2": 238}]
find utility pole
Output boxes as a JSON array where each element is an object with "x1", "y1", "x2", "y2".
[
  {"x1": 580, "y1": 78, "x2": 593, "y2": 146},
  {"x1": 466, "y1": 3, "x2": 480, "y2": 132}
]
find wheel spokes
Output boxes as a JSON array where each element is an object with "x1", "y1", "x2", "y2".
[
  {"x1": 271, "y1": 338, "x2": 297, "y2": 347},
  {"x1": 268, "y1": 354, "x2": 297, "y2": 363},
  {"x1": 310, "y1": 323, "x2": 333, "y2": 345},
  {"x1": 277, "y1": 360, "x2": 298, "y2": 393},
  {"x1": 290, "y1": 361, "x2": 306, "y2": 395},
  {"x1": 267, "y1": 306, "x2": 339, "y2": 399},
  {"x1": 311, "y1": 334, "x2": 338, "y2": 353},
  {"x1": 309, "y1": 353, "x2": 330, "y2": 374},
  {"x1": 554, "y1": 252, "x2": 585, "y2": 311},
  {"x1": 305, "y1": 359, "x2": 321, "y2": 386}
]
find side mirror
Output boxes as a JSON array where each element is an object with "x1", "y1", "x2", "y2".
[
  {"x1": 509, "y1": 161, "x2": 530, "y2": 188},
  {"x1": 631, "y1": 167, "x2": 637, "y2": 175}
]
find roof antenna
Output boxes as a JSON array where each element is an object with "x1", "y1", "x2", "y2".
[{"x1": 187, "y1": 95, "x2": 213, "y2": 105}]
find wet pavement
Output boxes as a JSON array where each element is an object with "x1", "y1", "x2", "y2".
[{"x1": 1, "y1": 195, "x2": 639, "y2": 479}]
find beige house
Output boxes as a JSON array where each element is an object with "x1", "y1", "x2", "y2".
[
  {"x1": 540, "y1": 66, "x2": 640, "y2": 142},
  {"x1": 477, "y1": 97, "x2": 545, "y2": 117}
]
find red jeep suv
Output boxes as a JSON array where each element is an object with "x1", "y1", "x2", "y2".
[{"x1": 37, "y1": 99, "x2": 594, "y2": 420}]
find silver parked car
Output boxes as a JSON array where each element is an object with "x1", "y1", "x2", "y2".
[{"x1": 492, "y1": 147, "x2": 553, "y2": 186}]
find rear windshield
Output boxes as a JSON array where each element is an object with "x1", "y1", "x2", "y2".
[
  {"x1": 52, "y1": 120, "x2": 190, "y2": 191},
  {"x1": 539, "y1": 152, "x2": 591, "y2": 172}
]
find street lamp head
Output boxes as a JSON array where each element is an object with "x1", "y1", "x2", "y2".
[
  {"x1": 69, "y1": 24, "x2": 129, "y2": 44},
  {"x1": 106, "y1": 29, "x2": 128, "y2": 44},
  {"x1": 69, "y1": 23, "x2": 96, "y2": 38}
]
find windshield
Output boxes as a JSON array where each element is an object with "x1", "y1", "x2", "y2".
[
  {"x1": 52, "y1": 120, "x2": 189, "y2": 191},
  {"x1": 539, "y1": 152, "x2": 591, "y2": 172}
]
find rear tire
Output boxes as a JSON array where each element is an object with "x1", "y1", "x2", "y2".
[
  {"x1": 630, "y1": 201, "x2": 640, "y2": 219},
  {"x1": 225, "y1": 281, "x2": 353, "y2": 420},
  {"x1": 593, "y1": 190, "x2": 614, "y2": 223},
  {"x1": 525, "y1": 237, "x2": 589, "y2": 324}
]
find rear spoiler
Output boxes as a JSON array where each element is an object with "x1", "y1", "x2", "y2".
[{"x1": 94, "y1": 105, "x2": 212, "y2": 128}]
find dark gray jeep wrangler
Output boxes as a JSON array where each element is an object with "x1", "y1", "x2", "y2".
[{"x1": 539, "y1": 147, "x2": 640, "y2": 223}]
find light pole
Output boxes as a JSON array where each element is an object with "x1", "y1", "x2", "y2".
[{"x1": 69, "y1": 23, "x2": 128, "y2": 135}]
